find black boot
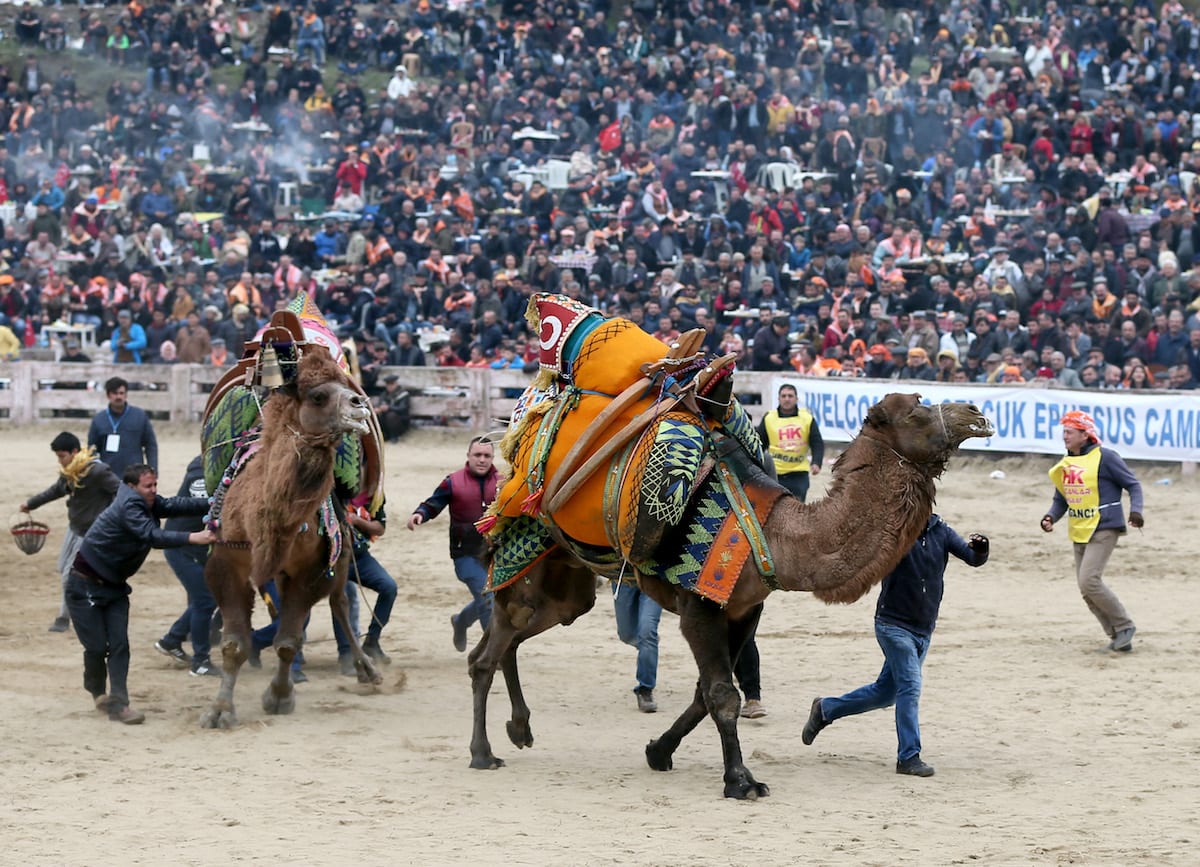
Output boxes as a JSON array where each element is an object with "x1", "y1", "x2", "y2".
[
  {"x1": 802, "y1": 697, "x2": 828, "y2": 745},
  {"x1": 896, "y1": 754, "x2": 935, "y2": 777}
]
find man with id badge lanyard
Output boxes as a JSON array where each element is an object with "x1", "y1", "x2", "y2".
[{"x1": 87, "y1": 377, "x2": 158, "y2": 478}]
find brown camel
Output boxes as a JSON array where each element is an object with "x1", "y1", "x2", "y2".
[
  {"x1": 468, "y1": 393, "x2": 993, "y2": 798},
  {"x1": 200, "y1": 347, "x2": 379, "y2": 729}
]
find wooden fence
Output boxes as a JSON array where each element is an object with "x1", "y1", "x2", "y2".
[{"x1": 0, "y1": 362, "x2": 780, "y2": 429}]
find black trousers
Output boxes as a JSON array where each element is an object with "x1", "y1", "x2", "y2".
[
  {"x1": 778, "y1": 470, "x2": 811, "y2": 503},
  {"x1": 734, "y1": 636, "x2": 761, "y2": 701},
  {"x1": 65, "y1": 573, "x2": 131, "y2": 706}
]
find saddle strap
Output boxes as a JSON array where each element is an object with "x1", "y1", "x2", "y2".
[{"x1": 717, "y1": 462, "x2": 784, "y2": 590}]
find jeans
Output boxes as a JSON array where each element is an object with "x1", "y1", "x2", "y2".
[
  {"x1": 296, "y1": 38, "x2": 325, "y2": 66},
  {"x1": 453, "y1": 555, "x2": 492, "y2": 630},
  {"x1": 65, "y1": 573, "x2": 132, "y2": 706},
  {"x1": 251, "y1": 580, "x2": 306, "y2": 671},
  {"x1": 821, "y1": 620, "x2": 930, "y2": 762},
  {"x1": 163, "y1": 548, "x2": 217, "y2": 662},
  {"x1": 333, "y1": 547, "x2": 398, "y2": 654},
  {"x1": 612, "y1": 581, "x2": 661, "y2": 691}
]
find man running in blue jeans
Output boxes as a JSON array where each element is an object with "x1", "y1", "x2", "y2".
[
  {"x1": 407, "y1": 436, "x2": 499, "y2": 652},
  {"x1": 333, "y1": 499, "x2": 398, "y2": 674},
  {"x1": 801, "y1": 514, "x2": 989, "y2": 777},
  {"x1": 612, "y1": 580, "x2": 662, "y2": 713}
]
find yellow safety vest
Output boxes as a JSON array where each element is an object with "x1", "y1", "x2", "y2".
[
  {"x1": 763, "y1": 409, "x2": 814, "y2": 475},
  {"x1": 1049, "y1": 448, "x2": 1102, "y2": 543}
]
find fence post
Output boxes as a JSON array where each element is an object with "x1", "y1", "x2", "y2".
[
  {"x1": 10, "y1": 363, "x2": 33, "y2": 424},
  {"x1": 169, "y1": 365, "x2": 192, "y2": 423},
  {"x1": 470, "y1": 367, "x2": 490, "y2": 431}
]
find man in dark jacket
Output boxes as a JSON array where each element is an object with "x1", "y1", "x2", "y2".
[
  {"x1": 801, "y1": 515, "x2": 989, "y2": 777},
  {"x1": 751, "y1": 314, "x2": 792, "y2": 371},
  {"x1": 66, "y1": 464, "x2": 213, "y2": 724},
  {"x1": 20, "y1": 431, "x2": 120, "y2": 632},
  {"x1": 407, "y1": 436, "x2": 498, "y2": 653}
]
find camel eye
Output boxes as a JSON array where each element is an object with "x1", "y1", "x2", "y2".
[{"x1": 310, "y1": 391, "x2": 328, "y2": 406}]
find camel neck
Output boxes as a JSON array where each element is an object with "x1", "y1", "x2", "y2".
[{"x1": 768, "y1": 434, "x2": 938, "y2": 605}]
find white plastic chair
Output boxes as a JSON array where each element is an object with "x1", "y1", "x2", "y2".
[
  {"x1": 276, "y1": 182, "x2": 300, "y2": 208},
  {"x1": 757, "y1": 162, "x2": 796, "y2": 192},
  {"x1": 544, "y1": 160, "x2": 572, "y2": 191}
]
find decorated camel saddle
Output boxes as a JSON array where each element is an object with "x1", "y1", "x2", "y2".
[
  {"x1": 482, "y1": 294, "x2": 781, "y2": 605},
  {"x1": 202, "y1": 296, "x2": 385, "y2": 520}
]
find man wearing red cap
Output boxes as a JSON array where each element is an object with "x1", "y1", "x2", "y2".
[{"x1": 1041, "y1": 411, "x2": 1144, "y2": 652}]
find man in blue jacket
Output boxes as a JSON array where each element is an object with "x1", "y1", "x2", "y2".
[
  {"x1": 802, "y1": 515, "x2": 990, "y2": 777},
  {"x1": 87, "y1": 376, "x2": 158, "y2": 478},
  {"x1": 66, "y1": 464, "x2": 213, "y2": 724}
]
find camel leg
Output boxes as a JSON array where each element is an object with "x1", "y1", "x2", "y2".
[
  {"x1": 468, "y1": 560, "x2": 596, "y2": 769},
  {"x1": 645, "y1": 681, "x2": 709, "y2": 772},
  {"x1": 467, "y1": 612, "x2": 509, "y2": 770},
  {"x1": 676, "y1": 594, "x2": 768, "y2": 800},
  {"x1": 200, "y1": 553, "x2": 253, "y2": 730},
  {"x1": 499, "y1": 647, "x2": 532, "y2": 749},
  {"x1": 262, "y1": 572, "x2": 319, "y2": 715},
  {"x1": 329, "y1": 569, "x2": 382, "y2": 685}
]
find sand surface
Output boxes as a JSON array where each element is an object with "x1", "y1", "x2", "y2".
[{"x1": 1, "y1": 425, "x2": 1198, "y2": 866}]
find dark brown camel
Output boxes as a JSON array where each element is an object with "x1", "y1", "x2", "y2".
[
  {"x1": 200, "y1": 348, "x2": 380, "y2": 729},
  {"x1": 468, "y1": 393, "x2": 993, "y2": 798}
]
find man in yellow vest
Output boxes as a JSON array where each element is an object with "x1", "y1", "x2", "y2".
[
  {"x1": 734, "y1": 384, "x2": 825, "y2": 720},
  {"x1": 1041, "y1": 410, "x2": 1144, "y2": 652},
  {"x1": 757, "y1": 383, "x2": 825, "y2": 502}
]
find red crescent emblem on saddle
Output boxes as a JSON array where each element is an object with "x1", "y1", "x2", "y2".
[{"x1": 533, "y1": 294, "x2": 597, "y2": 372}]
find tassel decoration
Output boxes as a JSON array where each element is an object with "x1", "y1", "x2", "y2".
[{"x1": 520, "y1": 486, "x2": 544, "y2": 515}]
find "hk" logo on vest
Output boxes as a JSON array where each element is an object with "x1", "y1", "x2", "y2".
[{"x1": 1062, "y1": 464, "x2": 1085, "y2": 486}]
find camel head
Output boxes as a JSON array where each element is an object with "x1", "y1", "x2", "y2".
[
  {"x1": 862, "y1": 393, "x2": 993, "y2": 469},
  {"x1": 286, "y1": 348, "x2": 372, "y2": 441}
]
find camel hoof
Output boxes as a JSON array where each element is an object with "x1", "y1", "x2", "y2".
[
  {"x1": 723, "y1": 779, "x2": 770, "y2": 800},
  {"x1": 355, "y1": 658, "x2": 383, "y2": 684},
  {"x1": 505, "y1": 719, "x2": 533, "y2": 749},
  {"x1": 469, "y1": 754, "x2": 506, "y2": 770},
  {"x1": 645, "y1": 739, "x2": 674, "y2": 772},
  {"x1": 262, "y1": 686, "x2": 295, "y2": 715},
  {"x1": 199, "y1": 708, "x2": 237, "y2": 729}
]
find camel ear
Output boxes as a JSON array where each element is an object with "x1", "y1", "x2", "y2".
[{"x1": 865, "y1": 402, "x2": 891, "y2": 429}]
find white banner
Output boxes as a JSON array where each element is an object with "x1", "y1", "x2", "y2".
[{"x1": 768, "y1": 377, "x2": 1200, "y2": 462}]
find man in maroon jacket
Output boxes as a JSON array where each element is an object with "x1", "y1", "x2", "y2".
[{"x1": 407, "y1": 436, "x2": 499, "y2": 652}]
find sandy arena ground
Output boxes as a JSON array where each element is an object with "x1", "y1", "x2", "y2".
[{"x1": 0, "y1": 424, "x2": 1198, "y2": 866}]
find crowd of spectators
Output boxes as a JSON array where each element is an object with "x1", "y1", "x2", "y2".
[{"x1": 0, "y1": 0, "x2": 1199, "y2": 395}]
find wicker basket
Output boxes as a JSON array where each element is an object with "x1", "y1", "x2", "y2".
[{"x1": 10, "y1": 515, "x2": 50, "y2": 556}]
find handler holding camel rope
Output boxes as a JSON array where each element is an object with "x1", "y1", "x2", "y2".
[{"x1": 66, "y1": 464, "x2": 213, "y2": 725}]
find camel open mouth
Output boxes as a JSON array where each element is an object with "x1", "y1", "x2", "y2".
[{"x1": 942, "y1": 404, "x2": 995, "y2": 445}]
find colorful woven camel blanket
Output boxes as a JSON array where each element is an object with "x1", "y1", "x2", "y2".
[{"x1": 201, "y1": 295, "x2": 383, "y2": 512}]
